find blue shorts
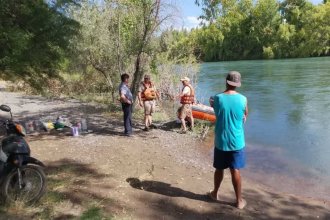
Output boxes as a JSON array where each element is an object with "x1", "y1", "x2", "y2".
[{"x1": 213, "y1": 147, "x2": 246, "y2": 170}]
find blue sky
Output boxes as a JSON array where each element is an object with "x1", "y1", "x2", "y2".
[{"x1": 175, "y1": 0, "x2": 324, "y2": 29}]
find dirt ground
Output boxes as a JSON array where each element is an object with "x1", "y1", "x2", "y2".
[{"x1": 0, "y1": 90, "x2": 329, "y2": 220}]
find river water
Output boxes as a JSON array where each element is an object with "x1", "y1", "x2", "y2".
[{"x1": 196, "y1": 57, "x2": 330, "y2": 201}]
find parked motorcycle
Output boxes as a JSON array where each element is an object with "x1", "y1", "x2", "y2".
[{"x1": 0, "y1": 104, "x2": 46, "y2": 203}]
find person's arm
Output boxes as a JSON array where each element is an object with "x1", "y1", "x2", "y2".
[
  {"x1": 180, "y1": 86, "x2": 189, "y2": 98},
  {"x1": 244, "y1": 101, "x2": 248, "y2": 123},
  {"x1": 137, "y1": 84, "x2": 143, "y2": 107},
  {"x1": 209, "y1": 96, "x2": 214, "y2": 107},
  {"x1": 138, "y1": 91, "x2": 143, "y2": 107},
  {"x1": 120, "y1": 90, "x2": 131, "y2": 104},
  {"x1": 156, "y1": 91, "x2": 160, "y2": 100},
  {"x1": 153, "y1": 85, "x2": 160, "y2": 100}
]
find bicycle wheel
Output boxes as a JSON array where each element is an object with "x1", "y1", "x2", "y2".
[{"x1": 2, "y1": 165, "x2": 46, "y2": 204}]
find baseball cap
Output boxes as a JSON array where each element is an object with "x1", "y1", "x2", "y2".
[
  {"x1": 226, "y1": 71, "x2": 241, "y2": 87},
  {"x1": 180, "y1": 77, "x2": 190, "y2": 82}
]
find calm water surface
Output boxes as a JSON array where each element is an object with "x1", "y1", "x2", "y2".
[{"x1": 196, "y1": 57, "x2": 330, "y2": 200}]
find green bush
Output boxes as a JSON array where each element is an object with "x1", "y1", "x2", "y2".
[{"x1": 263, "y1": 46, "x2": 275, "y2": 59}]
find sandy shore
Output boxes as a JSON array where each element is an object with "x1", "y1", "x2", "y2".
[{"x1": 0, "y1": 91, "x2": 329, "y2": 219}]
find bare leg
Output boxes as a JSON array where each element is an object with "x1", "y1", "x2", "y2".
[
  {"x1": 230, "y1": 168, "x2": 246, "y2": 208},
  {"x1": 210, "y1": 169, "x2": 224, "y2": 199},
  {"x1": 189, "y1": 113, "x2": 194, "y2": 130},
  {"x1": 144, "y1": 115, "x2": 152, "y2": 129},
  {"x1": 180, "y1": 118, "x2": 187, "y2": 131},
  {"x1": 144, "y1": 115, "x2": 149, "y2": 128},
  {"x1": 148, "y1": 115, "x2": 152, "y2": 127}
]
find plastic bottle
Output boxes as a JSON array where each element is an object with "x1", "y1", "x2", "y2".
[
  {"x1": 25, "y1": 121, "x2": 34, "y2": 133},
  {"x1": 25, "y1": 122, "x2": 30, "y2": 133},
  {"x1": 81, "y1": 119, "x2": 87, "y2": 132},
  {"x1": 71, "y1": 126, "x2": 79, "y2": 136},
  {"x1": 77, "y1": 122, "x2": 82, "y2": 132},
  {"x1": 34, "y1": 120, "x2": 41, "y2": 131}
]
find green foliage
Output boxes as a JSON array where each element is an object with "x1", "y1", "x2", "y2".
[
  {"x1": 251, "y1": 0, "x2": 280, "y2": 45},
  {"x1": 70, "y1": 1, "x2": 122, "y2": 96},
  {"x1": 302, "y1": 2, "x2": 330, "y2": 56},
  {"x1": 0, "y1": 0, "x2": 79, "y2": 91},
  {"x1": 263, "y1": 46, "x2": 275, "y2": 59},
  {"x1": 280, "y1": 0, "x2": 313, "y2": 29},
  {"x1": 1, "y1": 0, "x2": 328, "y2": 95},
  {"x1": 159, "y1": 29, "x2": 197, "y2": 62},
  {"x1": 193, "y1": 25, "x2": 224, "y2": 61},
  {"x1": 69, "y1": 0, "x2": 165, "y2": 101},
  {"x1": 180, "y1": 0, "x2": 330, "y2": 61},
  {"x1": 80, "y1": 206, "x2": 110, "y2": 220},
  {"x1": 273, "y1": 23, "x2": 296, "y2": 57}
]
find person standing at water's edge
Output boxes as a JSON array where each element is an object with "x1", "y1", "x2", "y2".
[
  {"x1": 208, "y1": 71, "x2": 248, "y2": 209},
  {"x1": 119, "y1": 73, "x2": 133, "y2": 136},
  {"x1": 178, "y1": 77, "x2": 195, "y2": 133}
]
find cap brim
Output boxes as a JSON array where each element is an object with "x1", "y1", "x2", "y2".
[{"x1": 227, "y1": 80, "x2": 241, "y2": 87}]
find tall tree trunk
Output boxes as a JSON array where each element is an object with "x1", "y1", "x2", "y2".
[
  {"x1": 131, "y1": 0, "x2": 161, "y2": 102},
  {"x1": 131, "y1": 52, "x2": 143, "y2": 103},
  {"x1": 91, "y1": 62, "x2": 114, "y2": 102},
  {"x1": 111, "y1": 88, "x2": 116, "y2": 103}
]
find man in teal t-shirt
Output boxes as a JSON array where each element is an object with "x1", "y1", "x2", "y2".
[{"x1": 208, "y1": 71, "x2": 248, "y2": 210}]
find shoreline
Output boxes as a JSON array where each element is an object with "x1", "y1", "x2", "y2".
[
  {"x1": 1, "y1": 91, "x2": 329, "y2": 219},
  {"x1": 244, "y1": 143, "x2": 330, "y2": 203},
  {"x1": 201, "y1": 130, "x2": 330, "y2": 203}
]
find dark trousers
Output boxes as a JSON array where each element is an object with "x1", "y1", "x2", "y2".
[{"x1": 122, "y1": 103, "x2": 132, "y2": 135}]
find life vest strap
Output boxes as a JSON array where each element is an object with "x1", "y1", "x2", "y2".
[
  {"x1": 180, "y1": 85, "x2": 195, "y2": 104},
  {"x1": 141, "y1": 81, "x2": 156, "y2": 101}
]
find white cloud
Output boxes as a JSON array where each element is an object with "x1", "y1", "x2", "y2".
[
  {"x1": 186, "y1": 16, "x2": 200, "y2": 27},
  {"x1": 182, "y1": 16, "x2": 200, "y2": 30},
  {"x1": 173, "y1": 16, "x2": 208, "y2": 31}
]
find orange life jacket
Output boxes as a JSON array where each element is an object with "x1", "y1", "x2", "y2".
[
  {"x1": 141, "y1": 82, "x2": 157, "y2": 101},
  {"x1": 180, "y1": 84, "x2": 195, "y2": 104}
]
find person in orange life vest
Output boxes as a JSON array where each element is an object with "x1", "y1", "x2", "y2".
[
  {"x1": 178, "y1": 76, "x2": 194, "y2": 133},
  {"x1": 138, "y1": 74, "x2": 159, "y2": 131}
]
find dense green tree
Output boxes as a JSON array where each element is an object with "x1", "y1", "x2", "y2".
[
  {"x1": 190, "y1": 0, "x2": 328, "y2": 61},
  {"x1": 0, "y1": 0, "x2": 79, "y2": 90},
  {"x1": 70, "y1": 0, "x2": 172, "y2": 100},
  {"x1": 70, "y1": 0, "x2": 125, "y2": 100},
  {"x1": 219, "y1": 0, "x2": 254, "y2": 60},
  {"x1": 280, "y1": 0, "x2": 313, "y2": 29},
  {"x1": 251, "y1": 0, "x2": 281, "y2": 58},
  {"x1": 277, "y1": 0, "x2": 315, "y2": 57},
  {"x1": 159, "y1": 29, "x2": 195, "y2": 62},
  {"x1": 128, "y1": 0, "x2": 164, "y2": 99},
  {"x1": 195, "y1": 0, "x2": 222, "y2": 22},
  {"x1": 302, "y1": 2, "x2": 330, "y2": 56},
  {"x1": 273, "y1": 23, "x2": 297, "y2": 57},
  {"x1": 193, "y1": 25, "x2": 224, "y2": 61}
]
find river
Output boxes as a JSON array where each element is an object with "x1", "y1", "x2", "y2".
[{"x1": 196, "y1": 57, "x2": 330, "y2": 201}]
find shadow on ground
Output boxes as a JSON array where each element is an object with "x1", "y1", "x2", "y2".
[
  {"x1": 0, "y1": 159, "x2": 121, "y2": 219},
  {"x1": 126, "y1": 177, "x2": 330, "y2": 220},
  {"x1": 1, "y1": 94, "x2": 183, "y2": 141},
  {"x1": 126, "y1": 177, "x2": 233, "y2": 205}
]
